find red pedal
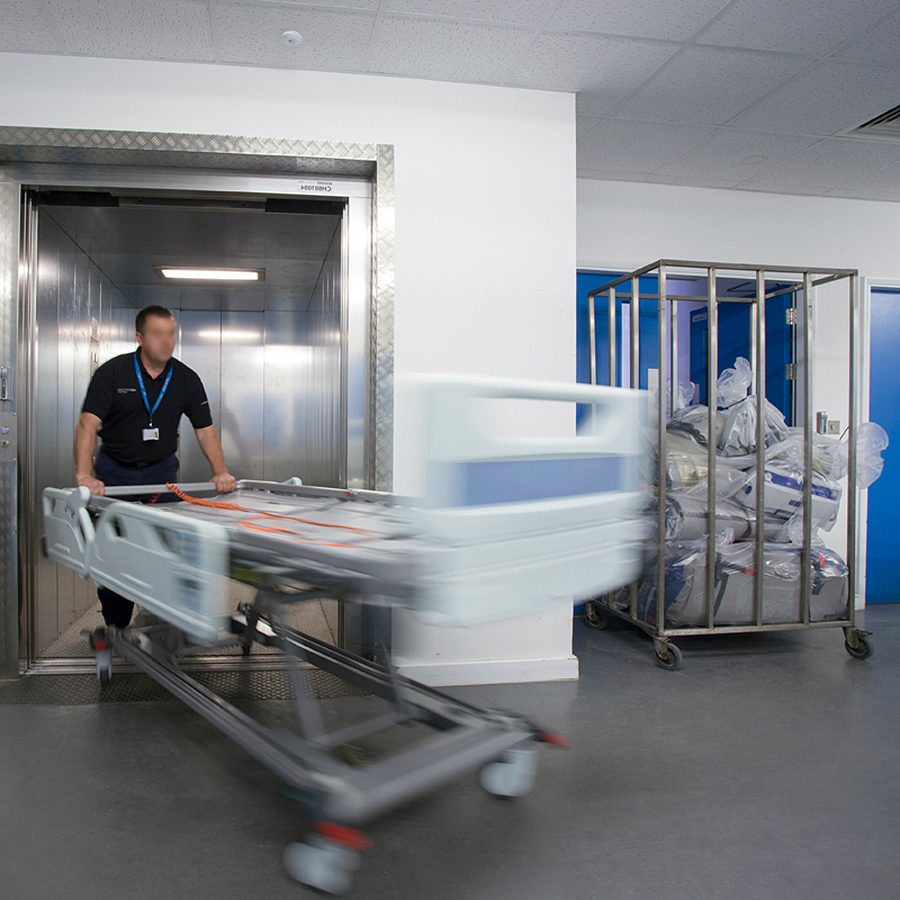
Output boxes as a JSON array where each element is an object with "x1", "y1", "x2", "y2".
[{"x1": 315, "y1": 822, "x2": 371, "y2": 852}]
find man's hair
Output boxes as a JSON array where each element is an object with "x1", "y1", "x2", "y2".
[{"x1": 136, "y1": 305, "x2": 175, "y2": 335}]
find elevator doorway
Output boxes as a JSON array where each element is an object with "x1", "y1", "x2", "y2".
[{"x1": 20, "y1": 182, "x2": 373, "y2": 667}]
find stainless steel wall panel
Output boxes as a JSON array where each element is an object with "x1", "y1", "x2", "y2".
[
  {"x1": 0, "y1": 179, "x2": 18, "y2": 676},
  {"x1": 220, "y1": 311, "x2": 265, "y2": 481},
  {"x1": 28, "y1": 211, "x2": 137, "y2": 658},
  {"x1": 34, "y1": 216, "x2": 61, "y2": 655},
  {"x1": 177, "y1": 310, "x2": 222, "y2": 483}
]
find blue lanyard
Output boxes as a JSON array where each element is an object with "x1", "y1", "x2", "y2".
[{"x1": 133, "y1": 352, "x2": 173, "y2": 425}]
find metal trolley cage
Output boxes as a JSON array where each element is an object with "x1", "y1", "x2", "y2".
[{"x1": 581, "y1": 259, "x2": 873, "y2": 668}]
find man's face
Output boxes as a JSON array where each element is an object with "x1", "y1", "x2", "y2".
[{"x1": 137, "y1": 315, "x2": 177, "y2": 363}]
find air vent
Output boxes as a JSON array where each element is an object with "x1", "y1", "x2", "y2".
[{"x1": 847, "y1": 104, "x2": 900, "y2": 140}]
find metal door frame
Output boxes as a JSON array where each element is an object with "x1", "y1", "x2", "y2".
[{"x1": 0, "y1": 126, "x2": 396, "y2": 677}]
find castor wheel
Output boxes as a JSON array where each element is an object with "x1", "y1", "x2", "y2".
[
  {"x1": 654, "y1": 642, "x2": 684, "y2": 671},
  {"x1": 844, "y1": 631, "x2": 874, "y2": 660},
  {"x1": 583, "y1": 600, "x2": 608, "y2": 630},
  {"x1": 95, "y1": 648, "x2": 113, "y2": 685},
  {"x1": 479, "y1": 747, "x2": 538, "y2": 799},
  {"x1": 283, "y1": 837, "x2": 362, "y2": 896}
]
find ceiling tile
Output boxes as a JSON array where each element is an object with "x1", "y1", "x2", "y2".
[
  {"x1": 508, "y1": 33, "x2": 678, "y2": 114},
  {"x1": 576, "y1": 116, "x2": 603, "y2": 143},
  {"x1": 697, "y1": 0, "x2": 897, "y2": 54},
  {"x1": 49, "y1": 0, "x2": 215, "y2": 62},
  {"x1": 727, "y1": 59, "x2": 900, "y2": 136},
  {"x1": 827, "y1": 180, "x2": 900, "y2": 202},
  {"x1": 737, "y1": 138, "x2": 900, "y2": 191},
  {"x1": 654, "y1": 129, "x2": 819, "y2": 180},
  {"x1": 0, "y1": 0, "x2": 64, "y2": 54},
  {"x1": 577, "y1": 119, "x2": 714, "y2": 174},
  {"x1": 368, "y1": 16, "x2": 532, "y2": 82},
  {"x1": 211, "y1": 3, "x2": 375, "y2": 70},
  {"x1": 383, "y1": 0, "x2": 558, "y2": 27},
  {"x1": 548, "y1": 0, "x2": 731, "y2": 42},
  {"x1": 615, "y1": 46, "x2": 809, "y2": 125},
  {"x1": 834, "y1": 7, "x2": 900, "y2": 68},
  {"x1": 822, "y1": 160, "x2": 900, "y2": 200}
]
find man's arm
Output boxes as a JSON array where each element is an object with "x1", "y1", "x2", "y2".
[
  {"x1": 194, "y1": 425, "x2": 237, "y2": 493},
  {"x1": 74, "y1": 412, "x2": 105, "y2": 495}
]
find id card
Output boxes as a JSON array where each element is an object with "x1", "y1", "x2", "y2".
[{"x1": 142, "y1": 427, "x2": 160, "y2": 442}]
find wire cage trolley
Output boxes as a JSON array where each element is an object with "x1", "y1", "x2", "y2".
[{"x1": 580, "y1": 259, "x2": 874, "y2": 670}]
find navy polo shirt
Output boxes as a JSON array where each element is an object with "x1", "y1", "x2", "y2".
[{"x1": 82, "y1": 350, "x2": 213, "y2": 467}]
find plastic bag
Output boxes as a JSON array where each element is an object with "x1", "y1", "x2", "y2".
[
  {"x1": 662, "y1": 431, "x2": 752, "y2": 492},
  {"x1": 668, "y1": 404, "x2": 722, "y2": 447},
  {"x1": 674, "y1": 381, "x2": 698, "y2": 412},
  {"x1": 857, "y1": 422, "x2": 889, "y2": 488},
  {"x1": 664, "y1": 490, "x2": 752, "y2": 541},
  {"x1": 734, "y1": 463, "x2": 842, "y2": 533},
  {"x1": 716, "y1": 357, "x2": 753, "y2": 409},
  {"x1": 719, "y1": 396, "x2": 789, "y2": 457},
  {"x1": 627, "y1": 539, "x2": 848, "y2": 627},
  {"x1": 765, "y1": 421, "x2": 888, "y2": 488}
]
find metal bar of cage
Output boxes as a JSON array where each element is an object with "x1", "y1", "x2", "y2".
[{"x1": 583, "y1": 259, "x2": 871, "y2": 668}]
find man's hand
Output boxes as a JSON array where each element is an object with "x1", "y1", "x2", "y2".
[
  {"x1": 212, "y1": 471, "x2": 237, "y2": 494},
  {"x1": 76, "y1": 473, "x2": 106, "y2": 496}
]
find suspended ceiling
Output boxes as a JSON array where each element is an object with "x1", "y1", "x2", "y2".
[{"x1": 4, "y1": 0, "x2": 900, "y2": 200}]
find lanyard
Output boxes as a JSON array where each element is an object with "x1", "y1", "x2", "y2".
[{"x1": 133, "y1": 352, "x2": 173, "y2": 425}]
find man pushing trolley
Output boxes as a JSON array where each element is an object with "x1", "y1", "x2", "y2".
[{"x1": 44, "y1": 374, "x2": 646, "y2": 895}]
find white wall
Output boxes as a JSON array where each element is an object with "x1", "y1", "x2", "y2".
[
  {"x1": 578, "y1": 178, "x2": 900, "y2": 606},
  {"x1": 0, "y1": 52, "x2": 578, "y2": 684}
]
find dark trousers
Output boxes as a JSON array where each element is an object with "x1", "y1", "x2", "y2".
[{"x1": 94, "y1": 450, "x2": 180, "y2": 629}]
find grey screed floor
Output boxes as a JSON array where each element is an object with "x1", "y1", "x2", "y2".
[{"x1": 1, "y1": 606, "x2": 897, "y2": 900}]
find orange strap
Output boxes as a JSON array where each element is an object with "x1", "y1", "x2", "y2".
[{"x1": 164, "y1": 483, "x2": 370, "y2": 537}]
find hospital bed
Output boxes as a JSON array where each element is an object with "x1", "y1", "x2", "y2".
[{"x1": 42, "y1": 376, "x2": 646, "y2": 895}]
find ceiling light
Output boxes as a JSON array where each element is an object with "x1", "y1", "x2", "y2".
[
  {"x1": 197, "y1": 329, "x2": 262, "y2": 342},
  {"x1": 154, "y1": 266, "x2": 265, "y2": 282}
]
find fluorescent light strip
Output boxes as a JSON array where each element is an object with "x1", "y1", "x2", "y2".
[{"x1": 158, "y1": 267, "x2": 261, "y2": 281}]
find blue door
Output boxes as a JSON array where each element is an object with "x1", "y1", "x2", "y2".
[
  {"x1": 865, "y1": 289, "x2": 900, "y2": 603},
  {"x1": 689, "y1": 292, "x2": 794, "y2": 423},
  {"x1": 576, "y1": 270, "x2": 662, "y2": 427}
]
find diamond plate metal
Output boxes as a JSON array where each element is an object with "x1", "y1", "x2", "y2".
[
  {"x1": 0, "y1": 126, "x2": 379, "y2": 176},
  {"x1": 373, "y1": 144, "x2": 395, "y2": 492},
  {"x1": 0, "y1": 668, "x2": 368, "y2": 705},
  {"x1": 0, "y1": 179, "x2": 19, "y2": 677},
  {"x1": 0, "y1": 126, "x2": 396, "y2": 659}
]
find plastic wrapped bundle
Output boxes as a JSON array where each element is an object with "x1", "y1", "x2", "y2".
[
  {"x1": 625, "y1": 539, "x2": 849, "y2": 628},
  {"x1": 718, "y1": 396, "x2": 789, "y2": 457},
  {"x1": 664, "y1": 490, "x2": 753, "y2": 541},
  {"x1": 733, "y1": 464, "x2": 842, "y2": 534}
]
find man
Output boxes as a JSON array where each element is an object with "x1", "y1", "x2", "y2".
[{"x1": 75, "y1": 304, "x2": 237, "y2": 630}]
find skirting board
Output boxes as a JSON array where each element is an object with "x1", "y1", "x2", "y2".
[{"x1": 395, "y1": 654, "x2": 579, "y2": 687}]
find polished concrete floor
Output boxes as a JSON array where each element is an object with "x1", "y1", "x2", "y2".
[{"x1": 1, "y1": 606, "x2": 898, "y2": 900}]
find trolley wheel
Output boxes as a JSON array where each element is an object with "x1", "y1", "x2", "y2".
[
  {"x1": 583, "y1": 601, "x2": 608, "y2": 630},
  {"x1": 95, "y1": 648, "x2": 113, "y2": 686},
  {"x1": 844, "y1": 634, "x2": 874, "y2": 661},
  {"x1": 283, "y1": 838, "x2": 361, "y2": 896},
  {"x1": 479, "y1": 747, "x2": 537, "y2": 799},
  {"x1": 654, "y1": 642, "x2": 683, "y2": 671}
]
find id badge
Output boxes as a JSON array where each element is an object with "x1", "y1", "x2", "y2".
[{"x1": 142, "y1": 427, "x2": 160, "y2": 442}]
